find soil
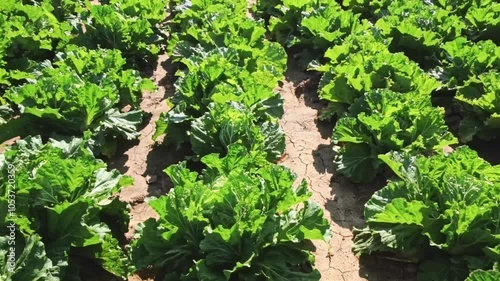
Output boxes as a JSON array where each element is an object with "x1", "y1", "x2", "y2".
[
  {"x1": 106, "y1": 54, "x2": 184, "y2": 281},
  {"x1": 109, "y1": 54, "x2": 183, "y2": 239}
]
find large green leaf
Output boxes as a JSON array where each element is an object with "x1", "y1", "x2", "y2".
[
  {"x1": 190, "y1": 102, "x2": 285, "y2": 161},
  {"x1": 0, "y1": 234, "x2": 61, "y2": 281},
  {"x1": 466, "y1": 269, "x2": 500, "y2": 281}
]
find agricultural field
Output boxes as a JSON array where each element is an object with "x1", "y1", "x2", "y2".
[{"x1": 0, "y1": 0, "x2": 499, "y2": 281}]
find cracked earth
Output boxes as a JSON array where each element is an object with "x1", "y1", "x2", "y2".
[
  {"x1": 109, "y1": 54, "x2": 181, "y2": 281},
  {"x1": 111, "y1": 54, "x2": 182, "y2": 240}
]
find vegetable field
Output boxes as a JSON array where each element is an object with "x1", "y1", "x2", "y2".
[{"x1": 0, "y1": 0, "x2": 499, "y2": 280}]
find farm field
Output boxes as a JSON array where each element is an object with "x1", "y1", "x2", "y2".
[{"x1": 0, "y1": 0, "x2": 499, "y2": 281}]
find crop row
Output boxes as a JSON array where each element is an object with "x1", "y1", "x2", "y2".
[{"x1": 254, "y1": 0, "x2": 499, "y2": 280}]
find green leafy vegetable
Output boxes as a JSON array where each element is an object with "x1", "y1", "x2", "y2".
[
  {"x1": 53, "y1": 45, "x2": 155, "y2": 108},
  {"x1": 154, "y1": 46, "x2": 285, "y2": 160},
  {"x1": 456, "y1": 71, "x2": 500, "y2": 142},
  {"x1": 466, "y1": 269, "x2": 500, "y2": 281},
  {"x1": 375, "y1": 1, "x2": 465, "y2": 67},
  {"x1": 132, "y1": 145, "x2": 330, "y2": 280},
  {"x1": 332, "y1": 89, "x2": 457, "y2": 182},
  {"x1": 317, "y1": 31, "x2": 440, "y2": 119},
  {"x1": 1, "y1": 54, "x2": 145, "y2": 155},
  {"x1": 464, "y1": 1, "x2": 500, "y2": 43},
  {"x1": 0, "y1": 234, "x2": 61, "y2": 281},
  {"x1": 73, "y1": 4, "x2": 163, "y2": 64},
  {"x1": 338, "y1": 0, "x2": 391, "y2": 17},
  {"x1": 354, "y1": 147, "x2": 500, "y2": 280},
  {"x1": 0, "y1": 0, "x2": 73, "y2": 89},
  {"x1": 19, "y1": 0, "x2": 88, "y2": 20},
  {"x1": 0, "y1": 136, "x2": 133, "y2": 280},
  {"x1": 168, "y1": 0, "x2": 268, "y2": 60},
  {"x1": 190, "y1": 102, "x2": 285, "y2": 162},
  {"x1": 101, "y1": 0, "x2": 169, "y2": 25},
  {"x1": 434, "y1": 37, "x2": 500, "y2": 88},
  {"x1": 256, "y1": 0, "x2": 368, "y2": 66}
]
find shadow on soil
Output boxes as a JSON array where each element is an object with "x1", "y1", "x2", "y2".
[
  {"x1": 325, "y1": 163, "x2": 418, "y2": 281},
  {"x1": 312, "y1": 143, "x2": 336, "y2": 174},
  {"x1": 144, "y1": 143, "x2": 187, "y2": 197},
  {"x1": 70, "y1": 255, "x2": 122, "y2": 281},
  {"x1": 468, "y1": 138, "x2": 500, "y2": 165},
  {"x1": 105, "y1": 138, "x2": 134, "y2": 175},
  {"x1": 157, "y1": 56, "x2": 178, "y2": 100},
  {"x1": 283, "y1": 56, "x2": 335, "y2": 139},
  {"x1": 359, "y1": 255, "x2": 418, "y2": 281},
  {"x1": 106, "y1": 54, "x2": 179, "y2": 172},
  {"x1": 144, "y1": 55, "x2": 185, "y2": 196}
]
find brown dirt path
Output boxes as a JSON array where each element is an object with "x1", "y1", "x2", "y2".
[
  {"x1": 277, "y1": 59, "x2": 418, "y2": 281},
  {"x1": 107, "y1": 54, "x2": 184, "y2": 281},
  {"x1": 111, "y1": 54, "x2": 181, "y2": 236}
]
